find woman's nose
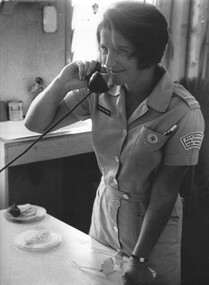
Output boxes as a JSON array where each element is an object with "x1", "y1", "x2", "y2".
[{"x1": 104, "y1": 52, "x2": 118, "y2": 70}]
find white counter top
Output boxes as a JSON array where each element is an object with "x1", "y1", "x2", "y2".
[
  {"x1": 0, "y1": 119, "x2": 92, "y2": 141},
  {"x1": 0, "y1": 210, "x2": 125, "y2": 285}
]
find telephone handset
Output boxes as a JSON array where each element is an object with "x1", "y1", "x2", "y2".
[
  {"x1": 86, "y1": 61, "x2": 109, "y2": 93},
  {"x1": 0, "y1": 61, "x2": 109, "y2": 172}
]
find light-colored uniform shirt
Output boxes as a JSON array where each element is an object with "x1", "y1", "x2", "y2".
[{"x1": 64, "y1": 65, "x2": 204, "y2": 284}]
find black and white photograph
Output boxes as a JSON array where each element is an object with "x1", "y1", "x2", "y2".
[{"x1": 0, "y1": 0, "x2": 209, "y2": 284}]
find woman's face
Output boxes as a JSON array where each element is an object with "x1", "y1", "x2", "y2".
[{"x1": 99, "y1": 28, "x2": 141, "y2": 86}]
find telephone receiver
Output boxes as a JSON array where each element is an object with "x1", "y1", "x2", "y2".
[{"x1": 86, "y1": 62, "x2": 109, "y2": 93}]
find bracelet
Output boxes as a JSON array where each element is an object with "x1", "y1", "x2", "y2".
[{"x1": 131, "y1": 254, "x2": 148, "y2": 263}]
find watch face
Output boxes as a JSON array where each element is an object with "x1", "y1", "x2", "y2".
[
  {"x1": 139, "y1": 257, "x2": 147, "y2": 262},
  {"x1": 131, "y1": 254, "x2": 148, "y2": 263}
]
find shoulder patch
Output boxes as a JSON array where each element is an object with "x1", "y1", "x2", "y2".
[
  {"x1": 173, "y1": 84, "x2": 200, "y2": 109},
  {"x1": 180, "y1": 132, "x2": 204, "y2": 150}
]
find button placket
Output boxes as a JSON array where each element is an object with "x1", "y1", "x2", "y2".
[{"x1": 111, "y1": 195, "x2": 121, "y2": 245}]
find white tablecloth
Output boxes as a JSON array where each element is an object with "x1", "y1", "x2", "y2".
[{"x1": 0, "y1": 210, "x2": 125, "y2": 285}]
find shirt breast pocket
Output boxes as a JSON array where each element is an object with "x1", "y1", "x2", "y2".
[{"x1": 136, "y1": 126, "x2": 169, "y2": 152}]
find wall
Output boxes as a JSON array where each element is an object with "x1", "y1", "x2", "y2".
[{"x1": 0, "y1": 0, "x2": 68, "y2": 116}]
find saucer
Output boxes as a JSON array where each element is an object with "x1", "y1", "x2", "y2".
[
  {"x1": 4, "y1": 204, "x2": 46, "y2": 223},
  {"x1": 14, "y1": 228, "x2": 62, "y2": 251}
]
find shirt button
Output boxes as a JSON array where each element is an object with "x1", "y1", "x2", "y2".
[
  {"x1": 142, "y1": 105, "x2": 148, "y2": 112},
  {"x1": 114, "y1": 226, "x2": 118, "y2": 232},
  {"x1": 114, "y1": 156, "x2": 119, "y2": 163},
  {"x1": 122, "y1": 129, "x2": 127, "y2": 136},
  {"x1": 113, "y1": 178, "x2": 118, "y2": 184},
  {"x1": 109, "y1": 176, "x2": 113, "y2": 183},
  {"x1": 114, "y1": 200, "x2": 120, "y2": 208},
  {"x1": 123, "y1": 194, "x2": 130, "y2": 200}
]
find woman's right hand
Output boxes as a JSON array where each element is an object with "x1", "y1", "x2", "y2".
[
  {"x1": 56, "y1": 60, "x2": 100, "y2": 94},
  {"x1": 25, "y1": 60, "x2": 99, "y2": 133},
  {"x1": 122, "y1": 258, "x2": 155, "y2": 285}
]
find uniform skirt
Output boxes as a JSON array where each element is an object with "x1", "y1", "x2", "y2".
[{"x1": 89, "y1": 178, "x2": 183, "y2": 285}]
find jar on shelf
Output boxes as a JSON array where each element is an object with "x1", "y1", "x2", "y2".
[{"x1": 8, "y1": 101, "x2": 23, "y2": 121}]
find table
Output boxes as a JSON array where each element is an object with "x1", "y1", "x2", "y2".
[
  {"x1": 0, "y1": 210, "x2": 125, "y2": 285},
  {"x1": 0, "y1": 120, "x2": 93, "y2": 209}
]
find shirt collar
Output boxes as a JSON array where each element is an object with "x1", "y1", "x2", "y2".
[
  {"x1": 104, "y1": 65, "x2": 174, "y2": 113},
  {"x1": 107, "y1": 84, "x2": 121, "y2": 96},
  {"x1": 147, "y1": 65, "x2": 174, "y2": 112}
]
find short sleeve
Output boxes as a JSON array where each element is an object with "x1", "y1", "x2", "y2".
[
  {"x1": 163, "y1": 107, "x2": 205, "y2": 166},
  {"x1": 63, "y1": 88, "x2": 91, "y2": 120}
]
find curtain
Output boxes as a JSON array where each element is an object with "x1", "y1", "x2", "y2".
[{"x1": 160, "y1": 0, "x2": 209, "y2": 81}]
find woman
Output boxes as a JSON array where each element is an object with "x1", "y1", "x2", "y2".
[{"x1": 25, "y1": 1, "x2": 204, "y2": 284}]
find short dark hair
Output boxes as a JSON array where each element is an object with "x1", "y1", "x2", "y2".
[{"x1": 97, "y1": 1, "x2": 169, "y2": 69}]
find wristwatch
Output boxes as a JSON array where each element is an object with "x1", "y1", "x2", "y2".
[{"x1": 131, "y1": 254, "x2": 148, "y2": 263}]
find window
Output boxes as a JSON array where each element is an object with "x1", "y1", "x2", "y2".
[{"x1": 71, "y1": 0, "x2": 157, "y2": 61}]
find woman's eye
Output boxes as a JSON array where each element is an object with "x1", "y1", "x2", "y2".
[{"x1": 100, "y1": 46, "x2": 108, "y2": 54}]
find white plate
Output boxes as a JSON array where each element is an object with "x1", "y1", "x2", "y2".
[
  {"x1": 14, "y1": 228, "x2": 62, "y2": 251},
  {"x1": 4, "y1": 204, "x2": 47, "y2": 223}
]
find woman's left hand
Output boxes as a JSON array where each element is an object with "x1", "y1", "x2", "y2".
[{"x1": 122, "y1": 258, "x2": 155, "y2": 285}]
